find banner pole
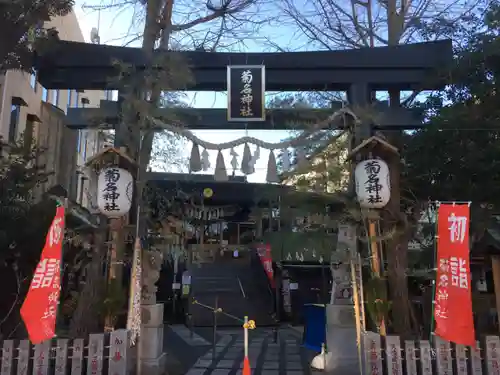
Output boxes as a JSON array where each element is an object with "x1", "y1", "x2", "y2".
[
  {"x1": 242, "y1": 315, "x2": 252, "y2": 375},
  {"x1": 429, "y1": 201, "x2": 440, "y2": 346},
  {"x1": 244, "y1": 316, "x2": 249, "y2": 358}
]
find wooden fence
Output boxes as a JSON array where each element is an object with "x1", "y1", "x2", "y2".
[
  {"x1": 363, "y1": 331, "x2": 500, "y2": 375},
  {"x1": 0, "y1": 329, "x2": 130, "y2": 375}
]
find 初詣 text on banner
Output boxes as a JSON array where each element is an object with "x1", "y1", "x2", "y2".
[{"x1": 434, "y1": 203, "x2": 475, "y2": 346}]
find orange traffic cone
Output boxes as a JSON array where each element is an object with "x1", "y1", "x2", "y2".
[{"x1": 242, "y1": 356, "x2": 251, "y2": 375}]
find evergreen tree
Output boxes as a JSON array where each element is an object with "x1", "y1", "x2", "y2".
[{"x1": 0, "y1": 0, "x2": 73, "y2": 71}]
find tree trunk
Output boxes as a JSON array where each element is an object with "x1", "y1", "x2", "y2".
[
  {"x1": 385, "y1": 87, "x2": 413, "y2": 336},
  {"x1": 69, "y1": 231, "x2": 107, "y2": 337}
]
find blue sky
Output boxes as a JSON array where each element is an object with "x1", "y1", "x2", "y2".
[{"x1": 74, "y1": 1, "x2": 296, "y2": 183}]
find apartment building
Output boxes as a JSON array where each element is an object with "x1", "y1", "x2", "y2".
[{"x1": 0, "y1": 10, "x2": 106, "y2": 205}]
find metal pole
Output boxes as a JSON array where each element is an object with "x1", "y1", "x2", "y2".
[
  {"x1": 274, "y1": 195, "x2": 282, "y2": 343},
  {"x1": 244, "y1": 316, "x2": 249, "y2": 358},
  {"x1": 135, "y1": 206, "x2": 142, "y2": 375},
  {"x1": 212, "y1": 295, "x2": 218, "y2": 361}
]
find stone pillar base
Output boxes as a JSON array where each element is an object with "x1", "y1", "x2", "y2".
[
  {"x1": 325, "y1": 304, "x2": 361, "y2": 374},
  {"x1": 140, "y1": 352, "x2": 167, "y2": 375},
  {"x1": 138, "y1": 303, "x2": 167, "y2": 375}
]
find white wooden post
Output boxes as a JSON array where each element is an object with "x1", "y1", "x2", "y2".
[
  {"x1": 485, "y1": 336, "x2": 500, "y2": 375},
  {"x1": 71, "y1": 338, "x2": 84, "y2": 375},
  {"x1": 385, "y1": 336, "x2": 402, "y2": 375},
  {"x1": 455, "y1": 344, "x2": 467, "y2": 375},
  {"x1": 363, "y1": 332, "x2": 382, "y2": 375},
  {"x1": 87, "y1": 334, "x2": 104, "y2": 375},
  {"x1": 1, "y1": 340, "x2": 14, "y2": 375},
  {"x1": 419, "y1": 340, "x2": 433, "y2": 375},
  {"x1": 55, "y1": 339, "x2": 69, "y2": 375},
  {"x1": 16, "y1": 340, "x2": 30, "y2": 375},
  {"x1": 470, "y1": 341, "x2": 483, "y2": 375},
  {"x1": 404, "y1": 340, "x2": 417, "y2": 375},
  {"x1": 32, "y1": 341, "x2": 50, "y2": 375},
  {"x1": 109, "y1": 330, "x2": 129, "y2": 375},
  {"x1": 434, "y1": 336, "x2": 452, "y2": 375}
]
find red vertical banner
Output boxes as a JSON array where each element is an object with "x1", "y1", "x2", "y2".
[
  {"x1": 21, "y1": 206, "x2": 65, "y2": 344},
  {"x1": 256, "y1": 244, "x2": 275, "y2": 288},
  {"x1": 434, "y1": 203, "x2": 475, "y2": 346}
]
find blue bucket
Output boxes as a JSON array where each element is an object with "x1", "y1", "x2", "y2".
[{"x1": 302, "y1": 304, "x2": 326, "y2": 352}]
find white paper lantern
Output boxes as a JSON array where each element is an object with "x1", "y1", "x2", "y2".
[
  {"x1": 355, "y1": 159, "x2": 390, "y2": 209},
  {"x1": 97, "y1": 167, "x2": 134, "y2": 217}
]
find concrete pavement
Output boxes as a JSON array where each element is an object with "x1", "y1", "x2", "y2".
[{"x1": 164, "y1": 325, "x2": 322, "y2": 375}]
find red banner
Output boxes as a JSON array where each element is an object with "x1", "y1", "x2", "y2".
[
  {"x1": 434, "y1": 203, "x2": 475, "y2": 346},
  {"x1": 256, "y1": 244, "x2": 275, "y2": 288},
  {"x1": 21, "y1": 206, "x2": 65, "y2": 344}
]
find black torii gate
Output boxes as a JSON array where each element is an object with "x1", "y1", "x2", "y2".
[
  {"x1": 34, "y1": 39, "x2": 452, "y2": 329},
  {"x1": 35, "y1": 39, "x2": 452, "y2": 135}
]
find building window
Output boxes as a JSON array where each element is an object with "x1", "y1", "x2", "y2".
[
  {"x1": 52, "y1": 90, "x2": 59, "y2": 107},
  {"x1": 77, "y1": 130, "x2": 81, "y2": 154},
  {"x1": 82, "y1": 132, "x2": 88, "y2": 161},
  {"x1": 42, "y1": 87, "x2": 48, "y2": 102},
  {"x1": 24, "y1": 114, "x2": 35, "y2": 153},
  {"x1": 9, "y1": 102, "x2": 21, "y2": 143},
  {"x1": 30, "y1": 71, "x2": 37, "y2": 91},
  {"x1": 76, "y1": 92, "x2": 80, "y2": 108}
]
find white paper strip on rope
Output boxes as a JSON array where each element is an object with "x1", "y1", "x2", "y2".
[
  {"x1": 201, "y1": 148, "x2": 210, "y2": 171},
  {"x1": 281, "y1": 148, "x2": 291, "y2": 172},
  {"x1": 230, "y1": 148, "x2": 239, "y2": 174},
  {"x1": 189, "y1": 144, "x2": 202, "y2": 172},
  {"x1": 266, "y1": 150, "x2": 279, "y2": 183},
  {"x1": 214, "y1": 151, "x2": 228, "y2": 181}
]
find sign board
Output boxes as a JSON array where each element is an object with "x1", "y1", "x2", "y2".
[{"x1": 227, "y1": 65, "x2": 265, "y2": 122}]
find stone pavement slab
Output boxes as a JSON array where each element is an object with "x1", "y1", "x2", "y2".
[{"x1": 180, "y1": 327, "x2": 318, "y2": 375}]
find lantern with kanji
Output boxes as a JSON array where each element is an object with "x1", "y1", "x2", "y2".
[
  {"x1": 97, "y1": 167, "x2": 134, "y2": 217},
  {"x1": 354, "y1": 159, "x2": 391, "y2": 209}
]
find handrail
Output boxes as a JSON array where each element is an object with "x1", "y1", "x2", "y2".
[
  {"x1": 192, "y1": 298, "x2": 245, "y2": 324},
  {"x1": 237, "y1": 277, "x2": 247, "y2": 299}
]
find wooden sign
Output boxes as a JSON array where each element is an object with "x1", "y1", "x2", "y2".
[
  {"x1": 385, "y1": 336, "x2": 402, "y2": 375},
  {"x1": 404, "y1": 340, "x2": 417, "y2": 375},
  {"x1": 455, "y1": 344, "x2": 467, "y2": 375},
  {"x1": 470, "y1": 341, "x2": 483, "y2": 375},
  {"x1": 16, "y1": 340, "x2": 30, "y2": 375},
  {"x1": 109, "y1": 330, "x2": 129, "y2": 375},
  {"x1": 1, "y1": 340, "x2": 13, "y2": 375},
  {"x1": 363, "y1": 332, "x2": 382, "y2": 375},
  {"x1": 87, "y1": 334, "x2": 104, "y2": 375},
  {"x1": 55, "y1": 339, "x2": 69, "y2": 375},
  {"x1": 32, "y1": 341, "x2": 50, "y2": 375},
  {"x1": 71, "y1": 338, "x2": 84, "y2": 375},
  {"x1": 435, "y1": 336, "x2": 452, "y2": 375},
  {"x1": 419, "y1": 340, "x2": 433, "y2": 375},
  {"x1": 485, "y1": 336, "x2": 500, "y2": 375},
  {"x1": 227, "y1": 65, "x2": 265, "y2": 122}
]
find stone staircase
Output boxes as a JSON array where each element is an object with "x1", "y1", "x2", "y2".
[{"x1": 190, "y1": 254, "x2": 275, "y2": 327}]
